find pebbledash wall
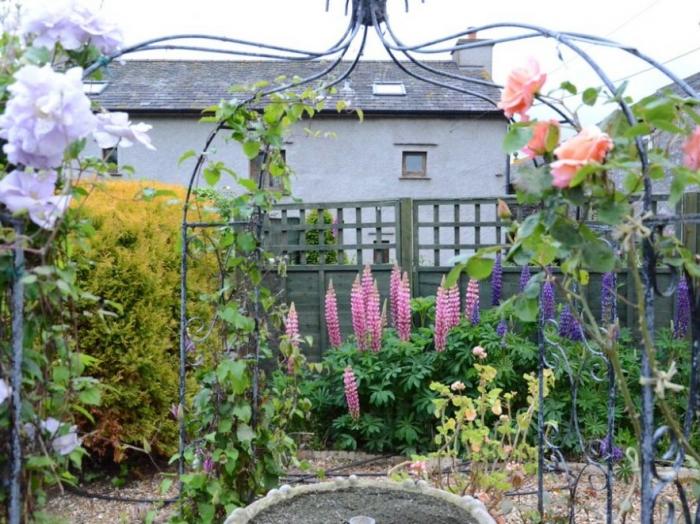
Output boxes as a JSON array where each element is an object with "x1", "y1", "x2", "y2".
[{"x1": 94, "y1": 113, "x2": 508, "y2": 202}]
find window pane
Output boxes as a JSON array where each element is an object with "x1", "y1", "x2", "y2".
[{"x1": 403, "y1": 152, "x2": 426, "y2": 176}]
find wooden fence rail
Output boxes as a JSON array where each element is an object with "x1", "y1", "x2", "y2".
[{"x1": 263, "y1": 193, "x2": 693, "y2": 359}]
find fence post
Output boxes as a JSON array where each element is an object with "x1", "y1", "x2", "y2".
[
  {"x1": 398, "y1": 198, "x2": 415, "y2": 291},
  {"x1": 682, "y1": 192, "x2": 699, "y2": 256}
]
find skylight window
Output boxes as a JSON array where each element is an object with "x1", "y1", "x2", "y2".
[
  {"x1": 83, "y1": 81, "x2": 107, "y2": 95},
  {"x1": 372, "y1": 81, "x2": 406, "y2": 96}
]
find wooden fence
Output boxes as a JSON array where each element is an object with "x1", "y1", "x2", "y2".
[{"x1": 265, "y1": 194, "x2": 694, "y2": 360}]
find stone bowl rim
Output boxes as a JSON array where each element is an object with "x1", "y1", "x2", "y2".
[{"x1": 224, "y1": 477, "x2": 496, "y2": 524}]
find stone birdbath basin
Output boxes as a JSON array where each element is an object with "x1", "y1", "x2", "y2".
[{"x1": 224, "y1": 478, "x2": 496, "y2": 524}]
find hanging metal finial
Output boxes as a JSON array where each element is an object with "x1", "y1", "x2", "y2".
[{"x1": 352, "y1": 0, "x2": 387, "y2": 26}]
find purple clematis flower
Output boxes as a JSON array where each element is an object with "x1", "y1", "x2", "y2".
[
  {"x1": 0, "y1": 65, "x2": 96, "y2": 169},
  {"x1": 0, "y1": 170, "x2": 70, "y2": 229},
  {"x1": 21, "y1": 0, "x2": 123, "y2": 54},
  {"x1": 93, "y1": 112, "x2": 155, "y2": 150}
]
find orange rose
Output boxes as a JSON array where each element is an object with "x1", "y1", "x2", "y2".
[
  {"x1": 523, "y1": 119, "x2": 560, "y2": 158},
  {"x1": 497, "y1": 59, "x2": 546, "y2": 120},
  {"x1": 550, "y1": 126, "x2": 613, "y2": 189},
  {"x1": 683, "y1": 126, "x2": 700, "y2": 171}
]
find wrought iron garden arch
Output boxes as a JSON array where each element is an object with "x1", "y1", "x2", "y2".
[{"x1": 5, "y1": 0, "x2": 699, "y2": 522}]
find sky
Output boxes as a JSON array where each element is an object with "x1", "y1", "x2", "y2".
[{"x1": 19, "y1": 0, "x2": 700, "y2": 121}]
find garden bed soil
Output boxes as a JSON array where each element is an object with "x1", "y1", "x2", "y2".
[{"x1": 249, "y1": 487, "x2": 480, "y2": 524}]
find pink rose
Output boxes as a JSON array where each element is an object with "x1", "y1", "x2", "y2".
[
  {"x1": 497, "y1": 59, "x2": 546, "y2": 120},
  {"x1": 550, "y1": 126, "x2": 613, "y2": 189},
  {"x1": 523, "y1": 120, "x2": 560, "y2": 158},
  {"x1": 683, "y1": 126, "x2": 700, "y2": 171}
]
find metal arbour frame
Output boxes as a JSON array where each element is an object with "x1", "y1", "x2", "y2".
[{"x1": 4, "y1": 1, "x2": 698, "y2": 523}]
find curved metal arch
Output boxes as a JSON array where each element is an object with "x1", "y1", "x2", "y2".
[{"x1": 68, "y1": 2, "x2": 700, "y2": 523}]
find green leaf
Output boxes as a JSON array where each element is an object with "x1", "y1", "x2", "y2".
[
  {"x1": 78, "y1": 387, "x2": 101, "y2": 406},
  {"x1": 560, "y1": 81, "x2": 577, "y2": 95},
  {"x1": 243, "y1": 141, "x2": 261, "y2": 160},
  {"x1": 236, "y1": 424, "x2": 255, "y2": 444},
  {"x1": 514, "y1": 165, "x2": 552, "y2": 197},
  {"x1": 236, "y1": 232, "x2": 257, "y2": 253},
  {"x1": 178, "y1": 149, "x2": 196, "y2": 166},
  {"x1": 597, "y1": 198, "x2": 630, "y2": 225},
  {"x1": 445, "y1": 263, "x2": 465, "y2": 288},
  {"x1": 581, "y1": 239, "x2": 615, "y2": 272},
  {"x1": 466, "y1": 256, "x2": 495, "y2": 280},
  {"x1": 502, "y1": 125, "x2": 534, "y2": 154},
  {"x1": 582, "y1": 87, "x2": 599, "y2": 106},
  {"x1": 203, "y1": 165, "x2": 220, "y2": 186},
  {"x1": 513, "y1": 294, "x2": 538, "y2": 323}
]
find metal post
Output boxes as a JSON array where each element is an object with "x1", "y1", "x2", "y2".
[
  {"x1": 9, "y1": 220, "x2": 24, "y2": 524},
  {"x1": 537, "y1": 321, "x2": 545, "y2": 519},
  {"x1": 178, "y1": 223, "x2": 188, "y2": 491}
]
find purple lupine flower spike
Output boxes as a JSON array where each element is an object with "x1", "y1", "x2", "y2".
[
  {"x1": 601, "y1": 272, "x2": 617, "y2": 324},
  {"x1": 674, "y1": 274, "x2": 690, "y2": 339},
  {"x1": 496, "y1": 318, "x2": 508, "y2": 338},
  {"x1": 434, "y1": 277, "x2": 449, "y2": 352},
  {"x1": 519, "y1": 265, "x2": 531, "y2": 292},
  {"x1": 491, "y1": 252, "x2": 503, "y2": 306},
  {"x1": 559, "y1": 305, "x2": 573, "y2": 338},
  {"x1": 540, "y1": 278, "x2": 555, "y2": 323}
]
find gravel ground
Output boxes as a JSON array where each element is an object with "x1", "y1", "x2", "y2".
[{"x1": 44, "y1": 452, "x2": 697, "y2": 523}]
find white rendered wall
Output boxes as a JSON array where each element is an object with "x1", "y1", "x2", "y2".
[{"x1": 93, "y1": 114, "x2": 508, "y2": 201}]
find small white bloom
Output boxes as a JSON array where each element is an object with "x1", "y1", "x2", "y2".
[
  {"x1": 93, "y1": 112, "x2": 155, "y2": 150},
  {"x1": 0, "y1": 170, "x2": 70, "y2": 229},
  {"x1": 0, "y1": 378, "x2": 10, "y2": 405}
]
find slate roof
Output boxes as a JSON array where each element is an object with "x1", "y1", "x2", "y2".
[
  {"x1": 663, "y1": 71, "x2": 700, "y2": 96},
  {"x1": 91, "y1": 59, "x2": 503, "y2": 116}
]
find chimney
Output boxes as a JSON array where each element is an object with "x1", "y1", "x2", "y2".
[{"x1": 451, "y1": 31, "x2": 494, "y2": 77}]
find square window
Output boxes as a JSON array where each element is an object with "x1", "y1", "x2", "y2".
[
  {"x1": 249, "y1": 150, "x2": 286, "y2": 190},
  {"x1": 402, "y1": 151, "x2": 427, "y2": 178}
]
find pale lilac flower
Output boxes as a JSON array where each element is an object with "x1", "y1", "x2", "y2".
[
  {"x1": 465, "y1": 279, "x2": 480, "y2": 325},
  {"x1": 0, "y1": 170, "x2": 70, "y2": 229},
  {"x1": 343, "y1": 366, "x2": 360, "y2": 420},
  {"x1": 361, "y1": 265, "x2": 374, "y2": 309},
  {"x1": 350, "y1": 275, "x2": 367, "y2": 350},
  {"x1": 0, "y1": 65, "x2": 96, "y2": 169},
  {"x1": 390, "y1": 264, "x2": 401, "y2": 327},
  {"x1": 41, "y1": 417, "x2": 61, "y2": 435},
  {"x1": 491, "y1": 253, "x2": 503, "y2": 306},
  {"x1": 0, "y1": 378, "x2": 10, "y2": 405},
  {"x1": 396, "y1": 272, "x2": 412, "y2": 342},
  {"x1": 325, "y1": 280, "x2": 342, "y2": 347},
  {"x1": 93, "y1": 112, "x2": 155, "y2": 150},
  {"x1": 519, "y1": 265, "x2": 531, "y2": 292},
  {"x1": 22, "y1": 0, "x2": 123, "y2": 54},
  {"x1": 434, "y1": 278, "x2": 449, "y2": 352},
  {"x1": 52, "y1": 429, "x2": 80, "y2": 456},
  {"x1": 472, "y1": 346, "x2": 487, "y2": 360},
  {"x1": 674, "y1": 274, "x2": 690, "y2": 339}
]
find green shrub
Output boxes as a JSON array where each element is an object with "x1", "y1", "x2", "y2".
[
  {"x1": 300, "y1": 300, "x2": 695, "y2": 456},
  {"x1": 304, "y1": 209, "x2": 338, "y2": 264},
  {"x1": 72, "y1": 181, "x2": 214, "y2": 461}
]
